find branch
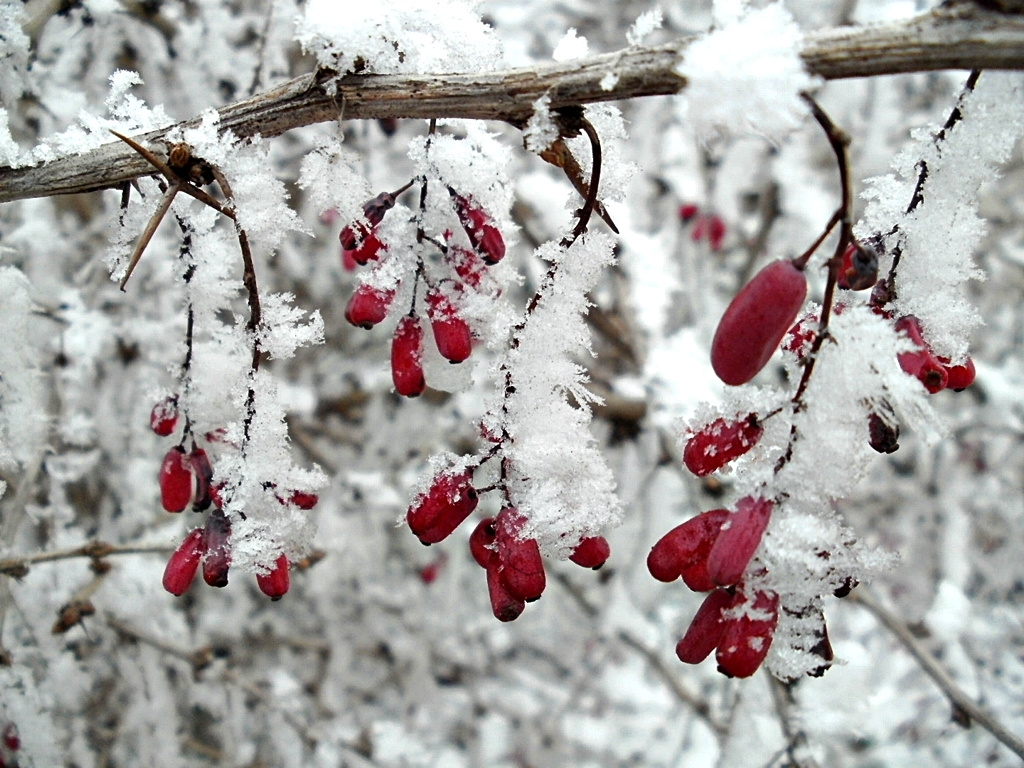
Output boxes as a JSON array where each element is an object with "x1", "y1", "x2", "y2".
[{"x1": 1, "y1": 7, "x2": 1023, "y2": 203}]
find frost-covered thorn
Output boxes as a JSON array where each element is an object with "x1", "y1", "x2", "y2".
[
  {"x1": 391, "y1": 315, "x2": 426, "y2": 397},
  {"x1": 202, "y1": 510, "x2": 232, "y2": 588},
  {"x1": 150, "y1": 395, "x2": 179, "y2": 436},
  {"x1": 256, "y1": 554, "x2": 290, "y2": 600},
  {"x1": 345, "y1": 285, "x2": 395, "y2": 329},
  {"x1": 706, "y1": 497, "x2": 773, "y2": 587},
  {"x1": 162, "y1": 528, "x2": 206, "y2": 596},
  {"x1": 569, "y1": 536, "x2": 611, "y2": 570}
]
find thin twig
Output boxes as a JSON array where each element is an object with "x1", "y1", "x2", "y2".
[
  {"x1": 0, "y1": 541, "x2": 174, "y2": 577},
  {"x1": 849, "y1": 589, "x2": 1024, "y2": 762}
]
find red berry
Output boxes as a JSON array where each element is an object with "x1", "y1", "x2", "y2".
[
  {"x1": 868, "y1": 412, "x2": 900, "y2": 454},
  {"x1": 342, "y1": 225, "x2": 386, "y2": 266},
  {"x1": 647, "y1": 508, "x2": 729, "y2": 583},
  {"x1": 3, "y1": 722, "x2": 20, "y2": 752},
  {"x1": 419, "y1": 557, "x2": 445, "y2": 584},
  {"x1": 150, "y1": 396, "x2": 179, "y2": 436},
  {"x1": 407, "y1": 470, "x2": 478, "y2": 545},
  {"x1": 707, "y1": 496, "x2": 773, "y2": 587},
  {"x1": 715, "y1": 589, "x2": 779, "y2": 678},
  {"x1": 782, "y1": 313, "x2": 817, "y2": 360},
  {"x1": 711, "y1": 259, "x2": 809, "y2": 386},
  {"x1": 188, "y1": 448, "x2": 214, "y2": 512},
  {"x1": 494, "y1": 508, "x2": 546, "y2": 602},
  {"x1": 707, "y1": 215, "x2": 726, "y2": 252},
  {"x1": 683, "y1": 415, "x2": 763, "y2": 477},
  {"x1": 679, "y1": 203, "x2": 699, "y2": 222},
  {"x1": 485, "y1": 560, "x2": 526, "y2": 622},
  {"x1": 288, "y1": 491, "x2": 319, "y2": 510},
  {"x1": 452, "y1": 193, "x2": 505, "y2": 264},
  {"x1": 680, "y1": 559, "x2": 717, "y2": 593},
  {"x1": 568, "y1": 536, "x2": 611, "y2": 570},
  {"x1": 469, "y1": 517, "x2": 497, "y2": 568},
  {"x1": 345, "y1": 285, "x2": 395, "y2": 329},
  {"x1": 256, "y1": 554, "x2": 290, "y2": 600},
  {"x1": 836, "y1": 242, "x2": 879, "y2": 291},
  {"x1": 159, "y1": 446, "x2": 193, "y2": 513},
  {"x1": 341, "y1": 245, "x2": 358, "y2": 271},
  {"x1": 202, "y1": 510, "x2": 232, "y2": 588},
  {"x1": 676, "y1": 588, "x2": 736, "y2": 664},
  {"x1": 426, "y1": 289, "x2": 473, "y2": 363},
  {"x1": 943, "y1": 357, "x2": 976, "y2": 391},
  {"x1": 391, "y1": 315, "x2": 426, "y2": 397},
  {"x1": 162, "y1": 528, "x2": 206, "y2": 596},
  {"x1": 895, "y1": 316, "x2": 948, "y2": 394},
  {"x1": 447, "y1": 246, "x2": 486, "y2": 288}
]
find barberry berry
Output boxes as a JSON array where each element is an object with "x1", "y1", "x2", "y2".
[
  {"x1": 159, "y1": 446, "x2": 193, "y2": 513},
  {"x1": 188, "y1": 447, "x2": 214, "y2": 512},
  {"x1": 426, "y1": 289, "x2": 473, "y2": 363},
  {"x1": 202, "y1": 510, "x2": 232, "y2": 588},
  {"x1": 943, "y1": 357, "x2": 976, "y2": 391},
  {"x1": 868, "y1": 412, "x2": 900, "y2": 454},
  {"x1": 150, "y1": 396, "x2": 179, "y2": 436},
  {"x1": 707, "y1": 496, "x2": 773, "y2": 587},
  {"x1": 256, "y1": 554, "x2": 290, "y2": 600},
  {"x1": 162, "y1": 528, "x2": 206, "y2": 596},
  {"x1": 683, "y1": 415, "x2": 764, "y2": 477},
  {"x1": 715, "y1": 589, "x2": 779, "y2": 678},
  {"x1": 485, "y1": 560, "x2": 526, "y2": 622},
  {"x1": 452, "y1": 193, "x2": 505, "y2": 264},
  {"x1": 407, "y1": 470, "x2": 479, "y2": 545},
  {"x1": 647, "y1": 508, "x2": 729, "y2": 584},
  {"x1": 469, "y1": 517, "x2": 497, "y2": 568},
  {"x1": 676, "y1": 588, "x2": 736, "y2": 664},
  {"x1": 836, "y1": 242, "x2": 879, "y2": 291},
  {"x1": 391, "y1": 315, "x2": 426, "y2": 397},
  {"x1": 494, "y1": 508, "x2": 546, "y2": 602},
  {"x1": 569, "y1": 536, "x2": 611, "y2": 570},
  {"x1": 679, "y1": 203, "x2": 700, "y2": 222},
  {"x1": 345, "y1": 285, "x2": 395, "y2": 329},
  {"x1": 895, "y1": 316, "x2": 948, "y2": 393}
]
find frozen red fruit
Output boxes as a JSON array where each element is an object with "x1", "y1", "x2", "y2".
[
  {"x1": 679, "y1": 203, "x2": 699, "y2": 222},
  {"x1": 868, "y1": 412, "x2": 900, "y2": 454},
  {"x1": 345, "y1": 285, "x2": 395, "y2": 329},
  {"x1": 341, "y1": 245, "x2": 358, "y2": 272},
  {"x1": 160, "y1": 446, "x2": 193, "y2": 513},
  {"x1": 486, "y1": 560, "x2": 526, "y2": 622},
  {"x1": 569, "y1": 536, "x2": 611, "y2": 569},
  {"x1": 943, "y1": 357, "x2": 976, "y2": 391},
  {"x1": 452, "y1": 193, "x2": 505, "y2": 264},
  {"x1": 202, "y1": 510, "x2": 232, "y2": 588},
  {"x1": 836, "y1": 242, "x2": 878, "y2": 291},
  {"x1": 494, "y1": 508, "x2": 546, "y2": 602},
  {"x1": 419, "y1": 557, "x2": 445, "y2": 584},
  {"x1": 343, "y1": 227, "x2": 386, "y2": 266},
  {"x1": 683, "y1": 415, "x2": 763, "y2": 477},
  {"x1": 707, "y1": 215, "x2": 726, "y2": 252},
  {"x1": 407, "y1": 470, "x2": 478, "y2": 545},
  {"x1": 647, "y1": 508, "x2": 729, "y2": 583},
  {"x1": 716, "y1": 589, "x2": 779, "y2": 678},
  {"x1": 288, "y1": 491, "x2": 319, "y2": 510},
  {"x1": 339, "y1": 192, "x2": 396, "y2": 248},
  {"x1": 782, "y1": 313, "x2": 817, "y2": 360},
  {"x1": 895, "y1": 316, "x2": 948, "y2": 394},
  {"x1": 162, "y1": 528, "x2": 206, "y2": 596},
  {"x1": 188, "y1": 448, "x2": 214, "y2": 512},
  {"x1": 707, "y1": 497, "x2": 773, "y2": 587},
  {"x1": 2, "y1": 722, "x2": 18, "y2": 752},
  {"x1": 426, "y1": 289, "x2": 473, "y2": 363},
  {"x1": 256, "y1": 554, "x2": 290, "y2": 600},
  {"x1": 680, "y1": 559, "x2": 717, "y2": 593},
  {"x1": 676, "y1": 588, "x2": 736, "y2": 664},
  {"x1": 711, "y1": 259, "x2": 809, "y2": 386},
  {"x1": 469, "y1": 517, "x2": 497, "y2": 568},
  {"x1": 391, "y1": 315, "x2": 426, "y2": 397},
  {"x1": 446, "y1": 246, "x2": 486, "y2": 288},
  {"x1": 150, "y1": 396, "x2": 179, "y2": 436}
]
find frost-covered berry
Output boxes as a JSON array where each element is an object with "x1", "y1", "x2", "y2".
[
  {"x1": 943, "y1": 357, "x2": 976, "y2": 391},
  {"x1": 162, "y1": 528, "x2": 206, "y2": 596},
  {"x1": 391, "y1": 315, "x2": 426, "y2": 397},
  {"x1": 202, "y1": 510, "x2": 232, "y2": 588},
  {"x1": 715, "y1": 589, "x2": 779, "y2": 678},
  {"x1": 782, "y1": 313, "x2": 817, "y2": 360},
  {"x1": 256, "y1": 554, "x2": 290, "y2": 600},
  {"x1": 426, "y1": 289, "x2": 473, "y2": 363},
  {"x1": 342, "y1": 226, "x2": 386, "y2": 266},
  {"x1": 339, "y1": 192, "x2": 396, "y2": 253},
  {"x1": 486, "y1": 560, "x2": 526, "y2": 622},
  {"x1": 160, "y1": 446, "x2": 193, "y2": 513},
  {"x1": 494, "y1": 507, "x2": 546, "y2": 602},
  {"x1": 150, "y1": 396, "x2": 179, "y2": 436},
  {"x1": 711, "y1": 259, "x2": 808, "y2": 385},
  {"x1": 647, "y1": 508, "x2": 729, "y2": 584},
  {"x1": 683, "y1": 415, "x2": 764, "y2": 477},
  {"x1": 469, "y1": 517, "x2": 497, "y2": 568},
  {"x1": 446, "y1": 245, "x2": 486, "y2": 288},
  {"x1": 836, "y1": 242, "x2": 878, "y2": 291},
  {"x1": 707, "y1": 496, "x2": 773, "y2": 587},
  {"x1": 452, "y1": 193, "x2": 505, "y2": 264},
  {"x1": 569, "y1": 536, "x2": 611, "y2": 570},
  {"x1": 407, "y1": 470, "x2": 478, "y2": 545},
  {"x1": 288, "y1": 491, "x2": 319, "y2": 510},
  {"x1": 676, "y1": 588, "x2": 735, "y2": 664},
  {"x1": 345, "y1": 285, "x2": 395, "y2": 329},
  {"x1": 895, "y1": 316, "x2": 948, "y2": 393}
]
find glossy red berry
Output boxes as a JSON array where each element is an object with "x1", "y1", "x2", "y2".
[
  {"x1": 407, "y1": 470, "x2": 479, "y2": 545},
  {"x1": 715, "y1": 589, "x2": 779, "y2": 678},
  {"x1": 391, "y1": 315, "x2": 426, "y2": 397},
  {"x1": 288, "y1": 491, "x2": 319, "y2": 510},
  {"x1": 895, "y1": 316, "x2": 948, "y2": 394},
  {"x1": 943, "y1": 357, "x2": 976, "y2": 391},
  {"x1": 162, "y1": 528, "x2": 206, "y2": 596},
  {"x1": 150, "y1": 396, "x2": 179, "y2": 436},
  {"x1": 647, "y1": 508, "x2": 729, "y2": 583},
  {"x1": 711, "y1": 259, "x2": 808, "y2": 386},
  {"x1": 486, "y1": 560, "x2": 526, "y2": 622},
  {"x1": 469, "y1": 517, "x2": 497, "y2": 568},
  {"x1": 345, "y1": 285, "x2": 395, "y2": 329},
  {"x1": 202, "y1": 510, "x2": 232, "y2": 588},
  {"x1": 494, "y1": 508, "x2": 546, "y2": 602},
  {"x1": 569, "y1": 536, "x2": 611, "y2": 570},
  {"x1": 679, "y1": 203, "x2": 699, "y2": 222},
  {"x1": 683, "y1": 415, "x2": 764, "y2": 477},
  {"x1": 426, "y1": 289, "x2": 473, "y2": 363},
  {"x1": 707, "y1": 496, "x2": 773, "y2": 587},
  {"x1": 452, "y1": 193, "x2": 505, "y2": 264},
  {"x1": 159, "y1": 446, "x2": 193, "y2": 513},
  {"x1": 256, "y1": 554, "x2": 290, "y2": 600},
  {"x1": 676, "y1": 588, "x2": 736, "y2": 664}
]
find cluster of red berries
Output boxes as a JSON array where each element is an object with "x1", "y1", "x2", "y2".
[
  {"x1": 405, "y1": 465, "x2": 610, "y2": 621},
  {"x1": 151, "y1": 396, "x2": 316, "y2": 600},
  {"x1": 679, "y1": 203, "x2": 727, "y2": 252},
  {"x1": 0, "y1": 722, "x2": 19, "y2": 768},
  {"x1": 648, "y1": 498, "x2": 778, "y2": 677},
  {"x1": 341, "y1": 187, "x2": 505, "y2": 397}
]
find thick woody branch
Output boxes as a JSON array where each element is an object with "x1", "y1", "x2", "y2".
[{"x1": 1, "y1": 6, "x2": 1023, "y2": 203}]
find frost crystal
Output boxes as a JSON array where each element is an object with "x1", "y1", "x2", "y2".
[
  {"x1": 627, "y1": 8, "x2": 663, "y2": 46},
  {"x1": 523, "y1": 95, "x2": 558, "y2": 155},
  {"x1": 677, "y1": 3, "x2": 819, "y2": 142}
]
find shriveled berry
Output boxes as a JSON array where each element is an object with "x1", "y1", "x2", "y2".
[
  {"x1": 895, "y1": 316, "x2": 948, "y2": 394},
  {"x1": 494, "y1": 508, "x2": 546, "y2": 602},
  {"x1": 943, "y1": 357, "x2": 976, "y2": 391},
  {"x1": 486, "y1": 560, "x2": 526, "y2": 622},
  {"x1": 163, "y1": 528, "x2": 206, "y2": 596},
  {"x1": 676, "y1": 588, "x2": 736, "y2": 664},
  {"x1": 407, "y1": 470, "x2": 478, "y2": 545},
  {"x1": 150, "y1": 396, "x2": 179, "y2": 436},
  {"x1": 569, "y1": 536, "x2": 611, "y2": 570},
  {"x1": 647, "y1": 508, "x2": 729, "y2": 583},
  {"x1": 711, "y1": 259, "x2": 808, "y2": 386},
  {"x1": 683, "y1": 415, "x2": 763, "y2": 477},
  {"x1": 345, "y1": 285, "x2": 395, "y2": 329},
  {"x1": 452, "y1": 193, "x2": 505, "y2": 264},
  {"x1": 868, "y1": 412, "x2": 900, "y2": 454},
  {"x1": 707, "y1": 496, "x2": 773, "y2": 587},
  {"x1": 160, "y1": 446, "x2": 193, "y2": 513},
  {"x1": 469, "y1": 517, "x2": 497, "y2": 568},
  {"x1": 426, "y1": 289, "x2": 472, "y2": 363},
  {"x1": 391, "y1": 315, "x2": 426, "y2": 397},
  {"x1": 256, "y1": 554, "x2": 290, "y2": 600},
  {"x1": 189, "y1": 447, "x2": 214, "y2": 512},
  {"x1": 836, "y1": 242, "x2": 878, "y2": 291},
  {"x1": 202, "y1": 510, "x2": 232, "y2": 588},
  {"x1": 716, "y1": 589, "x2": 779, "y2": 678}
]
